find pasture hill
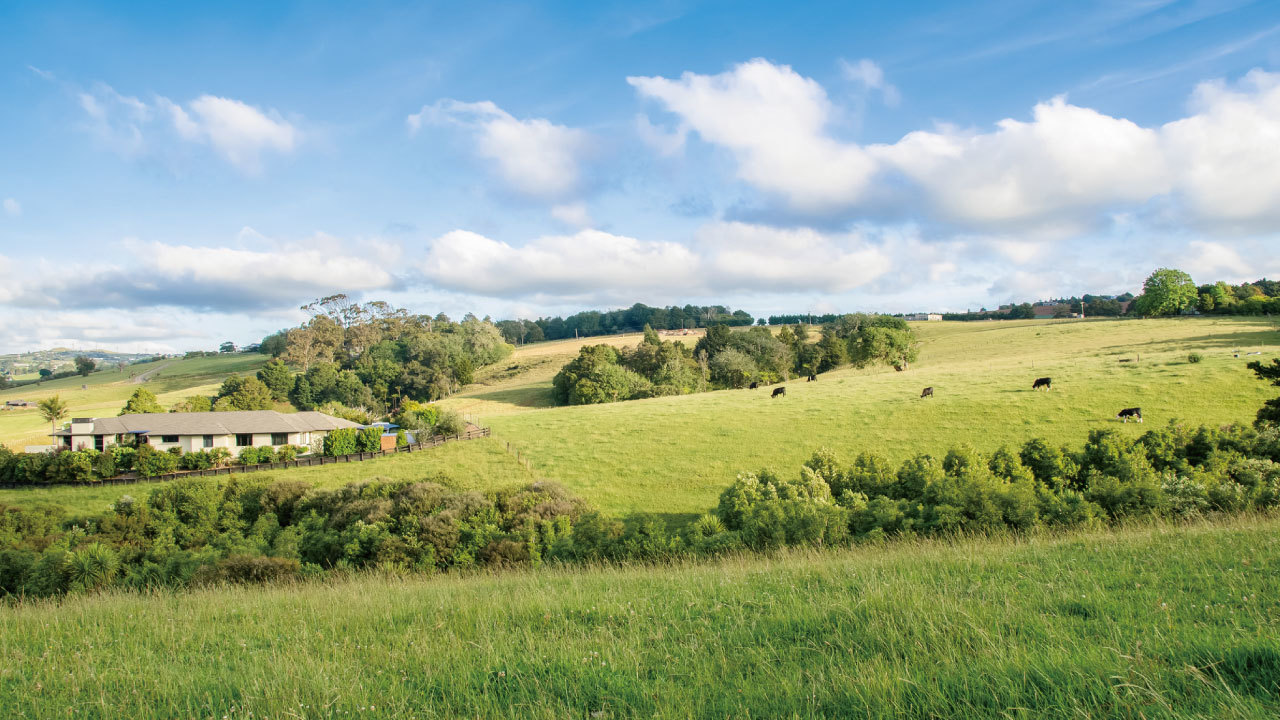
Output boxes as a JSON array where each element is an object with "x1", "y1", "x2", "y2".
[{"x1": 0, "y1": 353, "x2": 269, "y2": 450}]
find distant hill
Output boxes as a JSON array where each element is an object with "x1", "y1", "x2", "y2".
[{"x1": 0, "y1": 348, "x2": 160, "y2": 377}]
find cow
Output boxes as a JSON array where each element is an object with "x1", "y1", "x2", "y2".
[
  {"x1": 807, "y1": 373, "x2": 817, "y2": 382},
  {"x1": 920, "y1": 386, "x2": 934, "y2": 398},
  {"x1": 1116, "y1": 407, "x2": 1143, "y2": 423},
  {"x1": 749, "y1": 381, "x2": 759, "y2": 389},
  {"x1": 771, "y1": 387, "x2": 786, "y2": 398},
  {"x1": 1032, "y1": 377, "x2": 1052, "y2": 390}
]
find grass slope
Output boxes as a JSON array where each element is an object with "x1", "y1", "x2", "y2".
[
  {"x1": 449, "y1": 318, "x2": 1278, "y2": 517},
  {"x1": 0, "y1": 354, "x2": 268, "y2": 449},
  {"x1": 0, "y1": 437, "x2": 533, "y2": 515},
  {"x1": 2, "y1": 516, "x2": 1276, "y2": 718}
]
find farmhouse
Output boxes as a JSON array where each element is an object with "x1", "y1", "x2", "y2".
[
  {"x1": 51, "y1": 410, "x2": 361, "y2": 453},
  {"x1": 904, "y1": 313, "x2": 943, "y2": 322}
]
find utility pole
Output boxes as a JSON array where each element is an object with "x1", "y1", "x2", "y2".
[{"x1": 1080, "y1": 300, "x2": 1085, "y2": 319}]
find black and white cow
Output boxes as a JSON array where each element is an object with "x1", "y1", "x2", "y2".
[{"x1": 1116, "y1": 407, "x2": 1143, "y2": 423}]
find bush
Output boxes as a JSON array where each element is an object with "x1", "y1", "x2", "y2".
[
  {"x1": 193, "y1": 554, "x2": 301, "y2": 585},
  {"x1": 135, "y1": 445, "x2": 180, "y2": 478},
  {"x1": 323, "y1": 428, "x2": 360, "y2": 457},
  {"x1": 1188, "y1": 352, "x2": 1203, "y2": 363},
  {"x1": 356, "y1": 427, "x2": 383, "y2": 453},
  {"x1": 434, "y1": 409, "x2": 466, "y2": 436}
]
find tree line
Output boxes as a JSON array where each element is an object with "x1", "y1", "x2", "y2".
[
  {"x1": 552, "y1": 315, "x2": 919, "y2": 405},
  {"x1": 493, "y1": 303, "x2": 754, "y2": 345}
]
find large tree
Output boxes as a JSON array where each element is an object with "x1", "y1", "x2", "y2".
[
  {"x1": 119, "y1": 388, "x2": 164, "y2": 415},
  {"x1": 74, "y1": 356, "x2": 95, "y2": 377},
  {"x1": 1134, "y1": 268, "x2": 1197, "y2": 316},
  {"x1": 1247, "y1": 358, "x2": 1280, "y2": 427},
  {"x1": 256, "y1": 359, "x2": 296, "y2": 402}
]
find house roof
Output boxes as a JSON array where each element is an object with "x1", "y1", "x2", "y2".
[{"x1": 54, "y1": 410, "x2": 360, "y2": 436}]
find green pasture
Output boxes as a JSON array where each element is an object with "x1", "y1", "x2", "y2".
[
  {"x1": 0, "y1": 354, "x2": 267, "y2": 449},
  {"x1": 2, "y1": 515, "x2": 1276, "y2": 719},
  {"x1": 465, "y1": 317, "x2": 1279, "y2": 516},
  {"x1": 0, "y1": 437, "x2": 531, "y2": 515}
]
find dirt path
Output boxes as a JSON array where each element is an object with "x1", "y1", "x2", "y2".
[{"x1": 130, "y1": 360, "x2": 175, "y2": 384}]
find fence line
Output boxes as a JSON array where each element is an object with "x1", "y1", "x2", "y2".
[{"x1": 0, "y1": 426, "x2": 491, "y2": 490}]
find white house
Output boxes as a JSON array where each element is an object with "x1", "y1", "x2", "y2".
[
  {"x1": 52, "y1": 410, "x2": 361, "y2": 453},
  {"x1": 905, "y1": 313, "x2": 943, "y2": 322}
]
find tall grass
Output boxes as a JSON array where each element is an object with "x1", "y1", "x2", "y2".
[{"x1": 2, "y1": 516, "x2": 1276, "y2": 718}]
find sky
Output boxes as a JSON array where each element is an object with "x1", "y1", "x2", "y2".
[{"x1": 1, "y1": 0, "x2": 1279, "y2": 354}]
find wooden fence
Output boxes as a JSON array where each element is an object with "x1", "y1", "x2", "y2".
[{"x1": 0, "y1": 426, "x2": 491, "y2": 489}]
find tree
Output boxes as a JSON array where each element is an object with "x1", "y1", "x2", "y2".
[
  {"x1": 214, "y1": 376, "x2": 274, "y2": 411},
  {"x1": 38, "y1": 368, "x2": 53, "y2": 384},
  {"x1": 220, "y1": 342, "x2": 237, "y2": 353},
  {"x1": 1248, "y1": 358, "x2": 1280, "y2": 427},
  {"x1": 171, "y1": 395, "x2": 213, "y2": 413},
  {"x1": 38, "y1": 395, "x2": 68, "y2": 443},
  {"x1": 1135, "y1": 268, "x2": 1197, "y2": 317},
  {"x1": 74, "y1": 356, "x2": 95, "y2": 377},
  {"x1": 257, "y1": 359, "x2": 296, "y2": 402},
  {"x1": 119, "y1": 388, "x2": 164, "y2": 415}
]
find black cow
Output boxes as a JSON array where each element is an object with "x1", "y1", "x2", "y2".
[
  {"x1": 771, "y1": 387, "x2": 786, "y2": 398},
  {"x1": 1033, "y1": 377, "x2": 1052, "y2": 390},
  {"x1": 749, "y1": 381, "x2": 759, "y2": 389},
  {"x1": 807, "y1": 373, "x2": 817, "y2": 382},
  {"x1": 1117, "y1": 407, "x2": 1142, "y2": 423},
  {"x1": 920, "y1": 386, "x2": 934, "y2": 398}
]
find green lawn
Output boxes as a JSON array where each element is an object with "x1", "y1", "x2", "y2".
[
  {"x1": 468, "y1": 317, "x2": 1279, "y2": 516},
  {"x1": 0, "y1": 437, "x2": 532, "y2": 515},
  {"x1": 2, "y1": 515, "x2": 1276, "y2": 719},
  {"x1": 0, "y1": 354, "x2": 268, "y2": 449}
]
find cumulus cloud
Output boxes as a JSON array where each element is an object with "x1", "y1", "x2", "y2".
[
  {"x1": 2, "y1": 198, "x2": 19, "y2": 217},
  {"x1": 1, "y1": 235, "x2": 397, "y2": 312},
  {"x1": 631, "y1": 60, "x2": 1280, "y2": 234},
  {"x1": 75, "y1": 83, "x2": 300, "y2": 173},
  {"x1": 551, "y1": 202, "x2": 593, "y2": 228},
  {"x1": 408, "y1": 99, "x2": 588, "y2": 199},
  {"x1": 629, "y1": 60, "x2": 879, "y2": 212},
  {"x1": 416, "y1": 222, "x2": 891, "y2": 301}
]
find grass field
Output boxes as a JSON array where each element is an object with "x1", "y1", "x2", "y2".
[
  {"x1": 1, "y1": 515, "x2": 1276, "y2": 718},
  {"x1": 442, "y1": 317, "x2": 1279, "y2": 517},
  {"x1": 0, "y1": 354, "x2": 268, "y2": 450}
]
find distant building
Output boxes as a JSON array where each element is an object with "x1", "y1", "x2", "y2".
[
  {"x1": 4, "y1": 399, "x2": 36, "y2": 408},
  {"x1": 904, "y1": 313, "x2": 943, "y2": 322},
  {"x1": 51, "y1": 410, "x2": 360, "y2": 453}
]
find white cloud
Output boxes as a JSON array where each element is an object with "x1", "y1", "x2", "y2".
[
  {"x1": 2, "y1": 235, "x2": 397, "y2": 312},
  {"x1": 417, "y1": 222, "x2": 892, "y2": 300},
  {"x1": 75, "y1": 83, "x2": 300, "y2": 173},
  {"x1": 2, "y1": 198, "x2": 20, "y2": 217},
  {"x1": 408, "y1": 99, "x2": 588, "y2": 199},
  {"x1": 631, "y1": 60, "x2": 1280, "y2": 234},
  {"x1": 629, "y1": 59, "x2": 879, "y2": 212},
  {"x1": 634, "y1": 114, "x2": 687, "y2": 156},
  {"x1": 551, "y1": 202, "x2": 593, "y2": 228},
  {"x1": 839, "y1": 58, "x2": 900, "y2": 106}
]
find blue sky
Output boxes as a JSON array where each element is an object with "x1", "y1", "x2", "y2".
[{"x1": 2, "y1": 0, "x2": 1278, "y2": 353}]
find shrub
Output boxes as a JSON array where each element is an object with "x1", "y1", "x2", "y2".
[
  {"x1": 1188, "y1": 352, "x2": 1203, "y2": 364},
  {"x1": 355, "y1": 427, "x2": 383, "y2": 453},
  {"x1": 135, "y1": 445, "x2": 180, "y2": 478},
  {"x1": 434, "y1": 409, "x2": 466, "y2": 436},
  {"x1": 193, "y1": 554, "x2": 301, "y2": 585},
  {"x1": 323, "y1": 428, "x2": 360, "y2": 457}
]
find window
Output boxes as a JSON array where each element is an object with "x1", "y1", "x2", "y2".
[
  {"x1": 236, "y1": 433, "x2": 253, "y2": 447},
  {"x1": 161, "y1": 435, "x2": 179, "y2": 444},
  {"x1": 203, "y1": 435, "x2": 214, "y2": 448},
  {"x1": 94, "y1": 435, "x2": 104, "y2": 452},
  {"x1": 271, "y1": 432, "x2": 288, "y2": 446}
]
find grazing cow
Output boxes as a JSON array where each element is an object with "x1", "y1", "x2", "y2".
[
  {"x1": 1033, "y1": 377, "x2": 1052, "y2": 390},
  {"x1": 920, "y1": 386, "x2": 934, "y2": 398},
  {"x1": 749, "y1": 381, "x2": 759, "y2": 389},
  {"x1": 1116, "y1": 407, "x2": 1143, "y2": 423},
  {"x1": 771, "y1": 387, "x2": 786, "y2": 398}
]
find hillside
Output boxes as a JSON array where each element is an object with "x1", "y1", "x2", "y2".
[
  {"x1": 2, "y1": 516, "x2": 1276, "y2": 718},
  {"x1": 0, "y1": 353, "x2": 269, "y2": 450},
  {"x1": 439, "y1": 317, "x2": 1278, "y2": 516}
]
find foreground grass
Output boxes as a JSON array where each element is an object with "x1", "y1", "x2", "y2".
[
  {"x1": 1, "y1": 515, "x2": 1277, "y2": 719},
  {"x1": 0, "y1": 354, "x2": 267, "y2": 449},
  {"x1": 472, "y1": 317, "x2": 1277, "y2": 515},
  {"x1": 0, "y1": 437, "x2": 533, "y2": 515}
]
